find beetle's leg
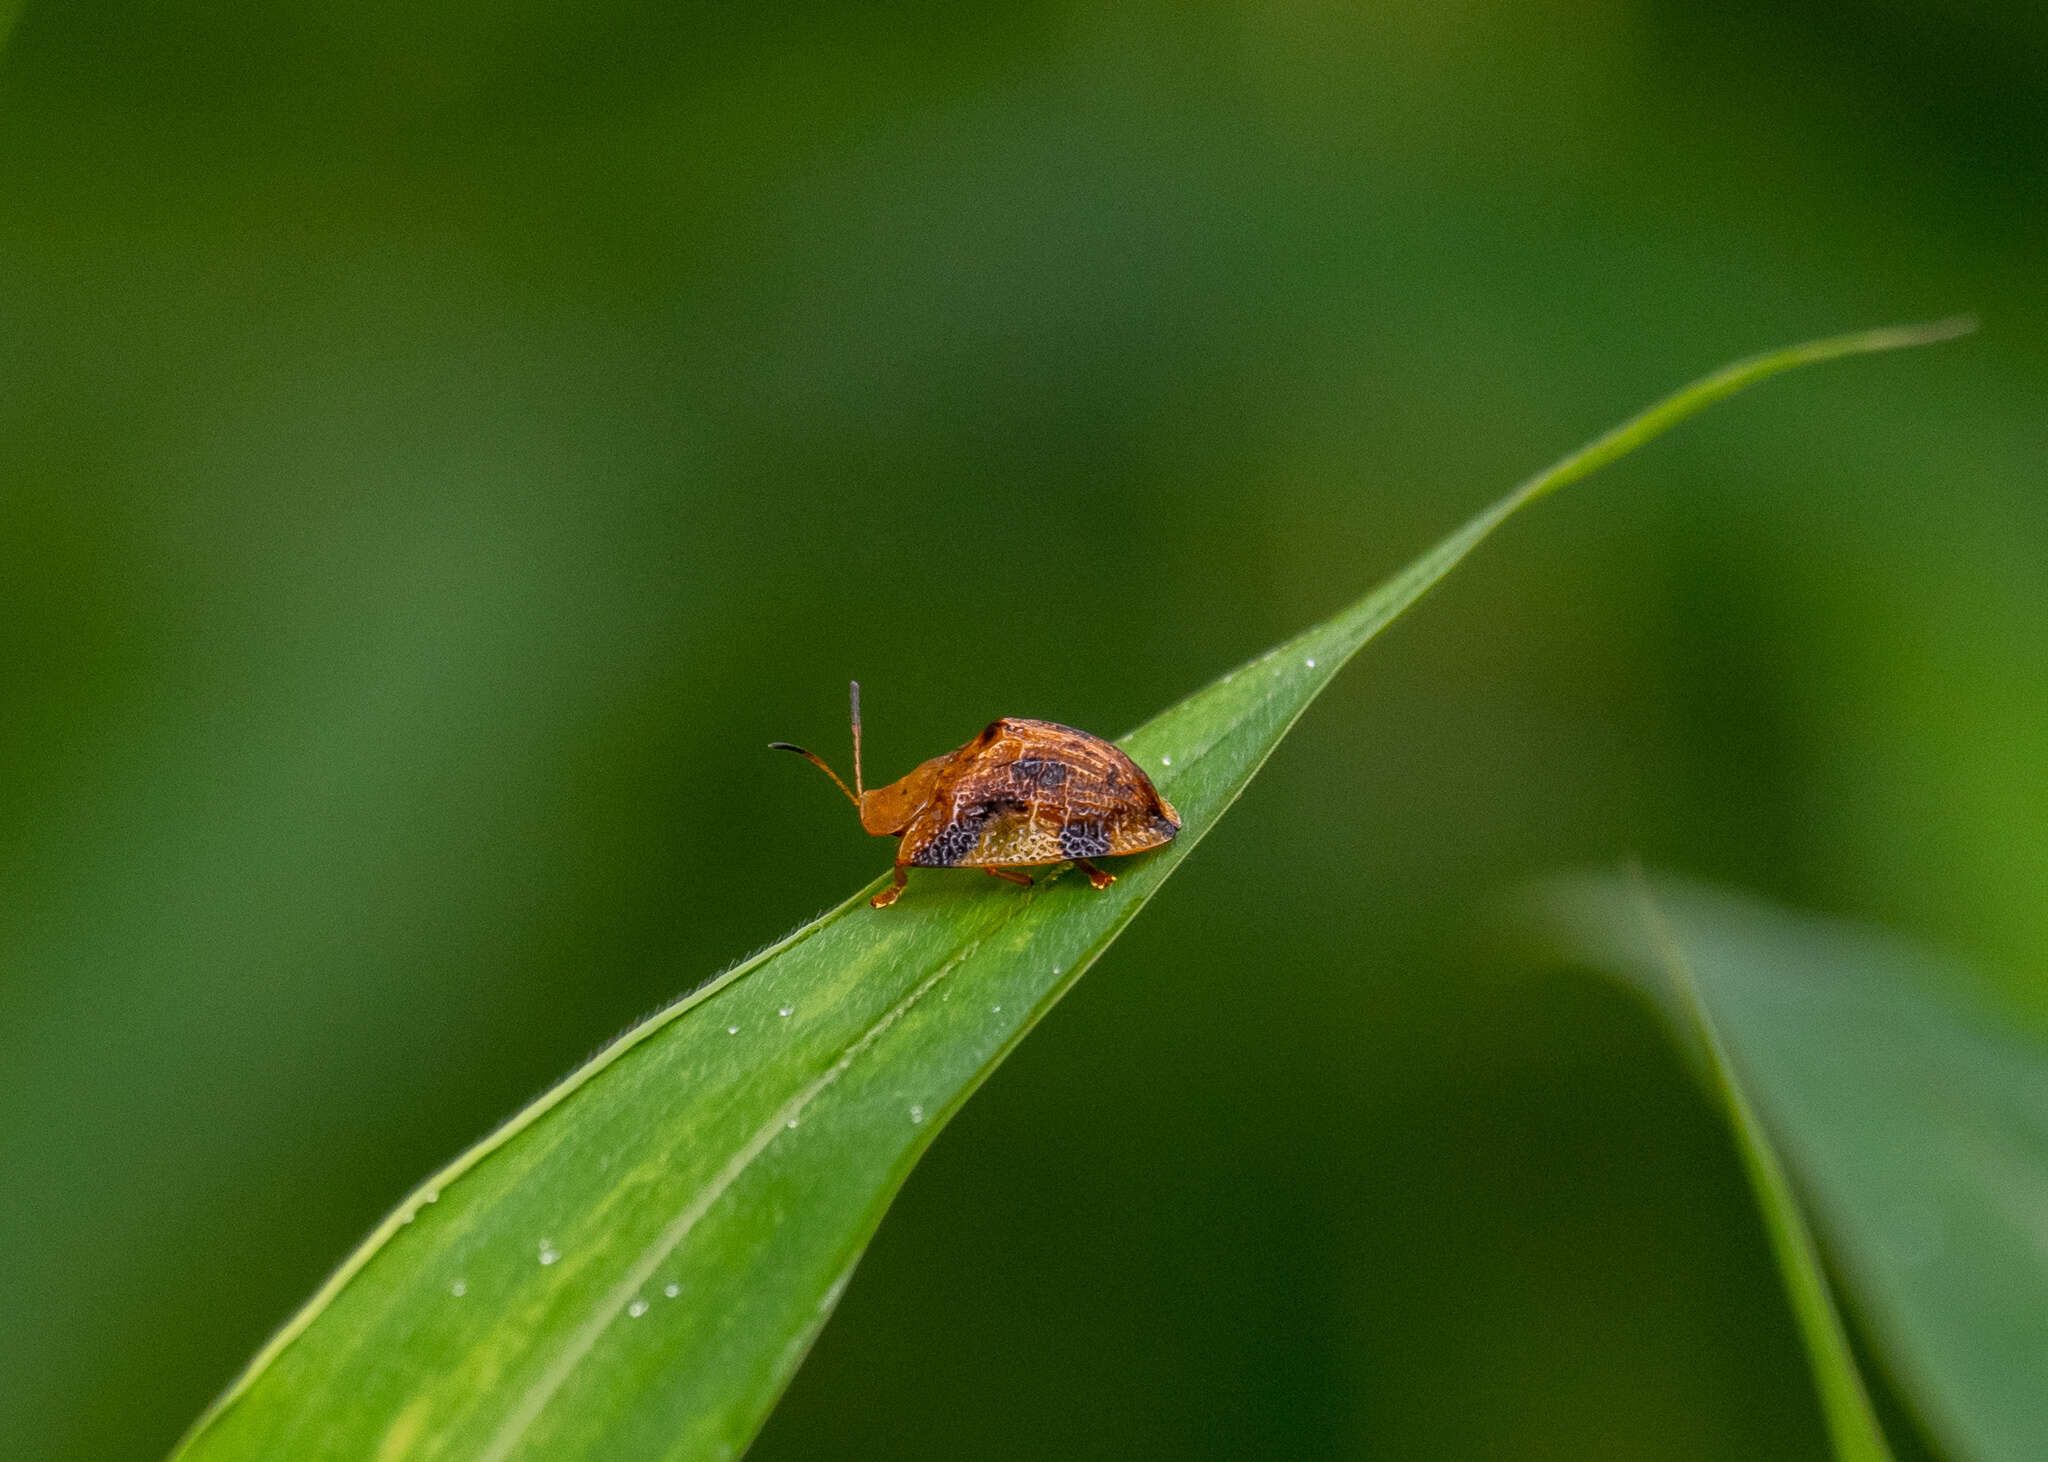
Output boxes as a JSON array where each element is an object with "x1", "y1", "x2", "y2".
[
  {"x1": 1074, "y1": 859, "x2": 1116, "y2": 891},
  {"x1": 871, "y1": 864, "x2": 909, "y2": 908},
  {"x1": 982, "y1": 866, "x2": 1033, "y2": 888}
]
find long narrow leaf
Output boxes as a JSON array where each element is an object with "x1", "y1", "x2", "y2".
[{"x1": 172, "y1": 319, "x2": 1971, "y2": 1462}]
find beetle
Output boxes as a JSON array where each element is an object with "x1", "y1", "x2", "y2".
[{"x1": 772, "y1": 682, "x2": 1181, "y2": 908}]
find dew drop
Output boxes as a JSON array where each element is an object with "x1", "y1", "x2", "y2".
[
  {"x1": 778, "y1": 1005, "x2": 794, "y2": 1018},
  {"x1": 538, "y1": 1240, "x2": 561, "y2": 1266},
  {"x1": 990, "y1": 1003, "x2": 1002, "y2": 1013},
  {"x1": 909, "y1": 1104, "x2": 925, "y2": 1124},
  {"x1": 628, "y1": 1298, "x2": 649, "y2": 1319},
  {"x1": 664, "y1": 1282, "x2": 681, "y2": 1299},
  {"x1": 726, "y1": 1025, "x2": 739, "y2": 1035},
  {"x1": 1159, "y1": 755, "x2": 1172, "y2": 767},
  {"x1": 786, "y1": 1117, "x2": 799, "y2": 1129},
  {"x1": 450, "y1": 1279, "x2": 467, "y2": 1297},
  {"x1": 1304, "y1": 657, "x2": 1317, "y2": 669}
]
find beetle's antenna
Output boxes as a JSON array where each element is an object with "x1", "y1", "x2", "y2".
[
  {"x1": 768, "y1": 741, "x2": 860, "y2": 811},
  {"x1": 849, "y1": 679, "x2": 865, "y2": 800}
]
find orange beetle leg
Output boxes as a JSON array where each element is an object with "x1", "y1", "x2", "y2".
[
  {"x1": 982, "y1": 866, "x2": 1033, "y2": 888},
  {"x1": 871, "y1": 865, "x2": 908, "y2": 908},
  {"x1": 1075, "y1": 858, "x2": 1116, "y2": 891}
]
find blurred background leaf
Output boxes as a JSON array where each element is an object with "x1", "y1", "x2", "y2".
[
  {"x1": 1588, "y1": 872, "x2": 1897, "y2": 1462},
  {"x1": 1531, "y1": 874, "x2": 2048, "y2": 1462},
  {"x1": 0, "y1": 1, "x2": 2037, "y2": 1459}
]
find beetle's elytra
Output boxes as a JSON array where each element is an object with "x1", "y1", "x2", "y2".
[{"x1": 773, "y1": 682, "x2": 1180, "y2": 908}]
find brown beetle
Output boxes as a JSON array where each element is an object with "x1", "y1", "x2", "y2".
[{"x1": 773, "y1": 682, "x2": 1181, "y2": 908}]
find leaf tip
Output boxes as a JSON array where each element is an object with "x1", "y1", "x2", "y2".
[{"x1": 1865, "y1": 313, "x2": 1979, "y2": 350}]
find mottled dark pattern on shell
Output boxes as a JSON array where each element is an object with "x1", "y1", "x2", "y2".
[
  {"x1": 900, "y1": 718, "x2": 1179, "y2": 870},
  {"x1": 1009, "y1": 757, "x2": 1069, "y2": 788},
  {"x1": 1057, "y1": 821, "x2": 1112, "y2": 859},
  {"x1": 916, "y1": 817, "x2": 984, "y2": 868}
]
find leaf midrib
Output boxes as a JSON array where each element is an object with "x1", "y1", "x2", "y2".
[{"x1": 474, "y1": 931, "x2": 995, "y2": 1461}]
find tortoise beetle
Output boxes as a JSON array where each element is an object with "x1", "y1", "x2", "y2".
[{"x1": 773, "y1": 682, "x2": 1180, "y2": 908}]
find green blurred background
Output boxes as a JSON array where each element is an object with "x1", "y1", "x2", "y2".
[{"x1": 2, "y1": 2, "x2": 2040, "y2": 1458}]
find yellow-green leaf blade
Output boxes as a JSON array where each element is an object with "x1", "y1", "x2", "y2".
[{"x1": 171, "y1": 320, "x2": 1967, "y2": 1462}]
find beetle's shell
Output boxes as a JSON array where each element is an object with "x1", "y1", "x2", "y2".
[{"x1": 898, "y1": 719, "x2": 1179, "y2": 870}]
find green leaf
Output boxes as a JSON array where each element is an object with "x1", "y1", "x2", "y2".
[
  {"x1": 1532, "y1": 872, "x2": 2048, "y2": 1462},
  {"x1": 1616, "y1": 871, "x2": 1893, "y2": 1462},
  {"x1": 170, "y1": 319, "x2": 1972, "y2": 1462}
]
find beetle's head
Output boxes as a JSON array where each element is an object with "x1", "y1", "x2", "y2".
[{"x1": 857, "y1": 759, "x2": 943, "y2": 836}]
